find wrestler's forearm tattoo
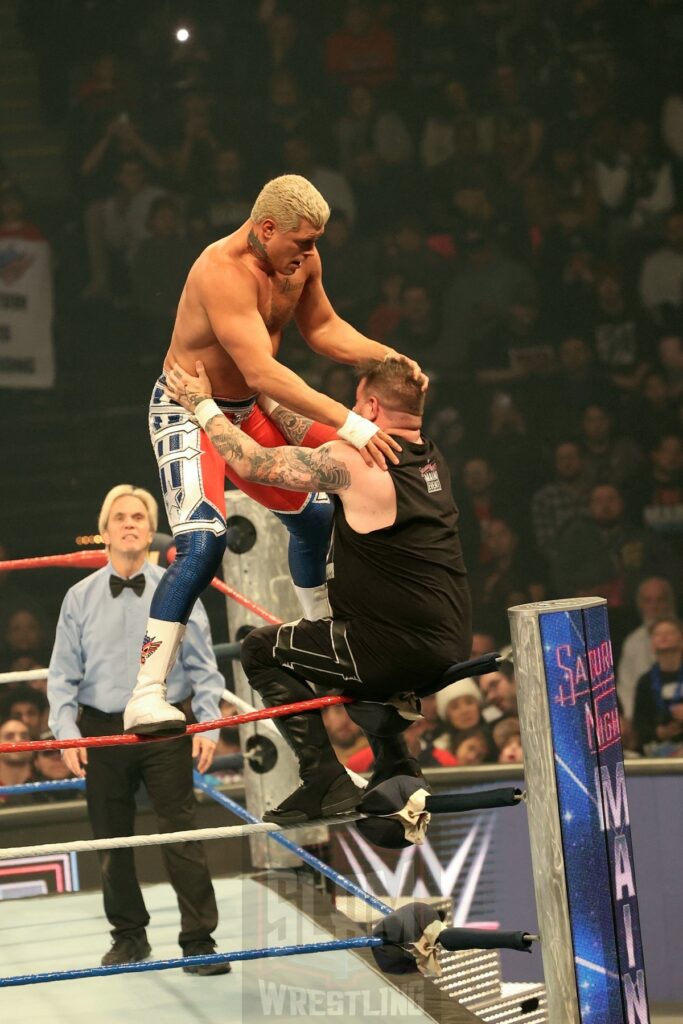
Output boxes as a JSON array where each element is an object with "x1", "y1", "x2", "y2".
[
  {"x1": 186, "y1": 391, "x2": 212, "y2": 410},
  {"x1": 268, "y1": 405, "x2": 314, "y2": 445},
  {"x1": 247, "y1": 229, "x2": 269, "y2": 263},
  {"x1": 204, "y1": 419, "x2": 351, "y2": 492}
]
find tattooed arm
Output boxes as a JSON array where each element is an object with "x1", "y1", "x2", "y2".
[
  {"x1": 164, "y1": 362, "x2": 352, "y2": 492},
  {"x1": 260, "y1": 399, "x2": 314, "y2": 445},
  {"x1": 204, "y1": 418, "x2": 352, "y2": 492}
]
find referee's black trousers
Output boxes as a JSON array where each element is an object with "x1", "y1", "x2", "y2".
[{"x1": 79, "y1": 706, "x2": 218, "y2": 949}]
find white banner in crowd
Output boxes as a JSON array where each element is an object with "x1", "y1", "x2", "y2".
[{"x1": 0, "y1": 234, "x2": 54, "y2": 389}]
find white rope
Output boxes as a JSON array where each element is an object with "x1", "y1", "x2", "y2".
[
  {"x1": 0, "y1": 812, "x2": 363, "y2": 861},
  {"x1": 0, "y1": 668, "x2": 48, "y2": 684}
]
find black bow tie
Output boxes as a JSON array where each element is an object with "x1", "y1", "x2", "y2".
[{"x1": 109, "y1": 573, "x2": 146, "y2": 598}]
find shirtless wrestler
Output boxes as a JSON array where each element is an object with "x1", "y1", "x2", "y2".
[{"x1": 124, "y1": 173, "x2": 426, "y2": 735}]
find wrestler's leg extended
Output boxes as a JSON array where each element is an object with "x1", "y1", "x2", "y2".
[
  {"x1": 225, "y1": 408, "x2": 337, "y2": 620},
  {"x1": 241, "y1": 620, "x2": 366, "y2": 824},
  {"x1": 124, "y1": 381, "x2": 238, "y2": 735}
]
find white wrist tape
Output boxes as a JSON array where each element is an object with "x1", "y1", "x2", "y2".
[
  {"x1": 257, "y1": 394, "x2": 279, "y2": 417},
  {"x1": 337, "y1": 410, "x2": 379, "y2": 449},
  {"x1": 195, "y1": 399, "x2": 223, "y2": 431}
]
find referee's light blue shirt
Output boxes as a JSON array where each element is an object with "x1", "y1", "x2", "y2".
[{"x1": 48, "y1": 561, "x2": 224, "y2": 743}]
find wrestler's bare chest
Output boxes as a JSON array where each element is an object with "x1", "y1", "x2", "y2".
[{"x1": 261, "y1": 272, "x2": 306, "y2": 333}]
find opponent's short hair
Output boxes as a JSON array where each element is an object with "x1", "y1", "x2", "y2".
[
  {"x1": 98, "y1": 485, "x2": 158, "y2": 538},
  {"x1": 357, "y1": 358, "x2": 425, "y2": 417},
  {"x1": 251, "y1": 174, "x2": 330, "y2": 232}
]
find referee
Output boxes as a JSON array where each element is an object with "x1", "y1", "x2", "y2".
[{"x1": 48, "y1": 484, "x2": 229, "y2": 974}]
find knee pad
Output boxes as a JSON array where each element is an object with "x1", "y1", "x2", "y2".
[
  {"x1": 240, "y1": 626, "x2": 278, "y2": 680},
  {"x1": 150, "y1": 529, "x2": 225, "y2": 624},
  {"x1": 274, "y1": 495, "x2": 334, "y2": 588}
]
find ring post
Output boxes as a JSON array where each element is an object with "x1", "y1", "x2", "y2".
[{"x1": 509, "y1": 597, "x2": 650, "y2": 1024}]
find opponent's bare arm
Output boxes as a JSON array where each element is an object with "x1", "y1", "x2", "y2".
[
  {"x1": 295, "y1": 252, "x2": 429, "y2": 391},
  {"x1": 201, "y1": 262, "x2": 399, "y2": 468},
  {"x1": 165, "y1": 365, "x2": 355, "y2": 493}
]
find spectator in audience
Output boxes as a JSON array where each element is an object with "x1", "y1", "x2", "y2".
[
  {"x1": 316, "y1": 211, "x2": 377, "y2": 325},
  {"x1": 69, "y1": 56, "x2": 161, "y2": 203},
  {"x1": 322, "y1": 705, "x2": 368, "y2": 766},
  {"x1": 456, "y1": 456, "x2": 506, "y2": 570},
  {"x1": 1, "y1": 607, "x2": 49, "y2": 668},
  {"x1": 425, "y1": 405, "x2": 467, "y2": 481},
  {"x1": 419, "y1": 79, "x2": 487, "y2": 176},
  {"x1": 384, "y1": 216, "x2": 450, "y2": 291},
  {"x1": 471, "y1": 518, "x2": 544, "y2": 639},
  {"x1": 578, "y1": 403, "x2": 643, "y2": 488},
  {"x1": 168, "y1": 91, "x2": 221, "y2": 199},
  {"x1": 482, "y1": 64, "x2": 545, "y2": 186},
  {"x1": 629, "y1": 433, "x2": 683, "y2": 535},
  {"x1": 470, "y1": 630, "x2": 499, "y2": 659},
  {"x1": 552, "y1": 483, "x2": 672, "y2": 619},
  {"x1": 391, "y1": 284, "x2": 441, "y2": 361},
  {"x1": 0, "y1": 182, "x2": 44, "y2": 240},
  {"x1": 632, "y1": 617, "x2": 683, "y2": 755},
  {"x1": 260, "y1": 71, "x2": 315, "y2": 168},
  {"x1": 324, "y1": 2, "x2": 398, "y2": 91},
  {"x1": 551, "y1": 338, "x2": 613, "y2": 434},
  {"x1": 492, "y1": 715, "x2": 522, "y2": 757},
  {"x1": 451, "y1": 726, "x2": 493, "y2": 766},
  {"x1": 618, "y1": 577, "x2": 677, "y2": 720},
  {"x1": 437, "y1": 228, "x2": 538, "y2": 373},
  {"x1": 589, "y1": 265, "x2": 652, "y2": 393},
  {"x1": 206, "y1": 147, "x2": 252, "y2": 236},
  {"x1": 131, "y1": 197, "x2": 196, "y2": 351},
  {"x1": 33, "y1": 733, "x2": 79, "y2": 799},
  {"x1": 479, "y1": 657, "x2": 518, "y2": 719},
  {"x1": 595, "y1": 116, "x2": 676, "y2": 247},
  {"x1": 84, "y1": 156, "x2": 167, "y2": 300},
  {"x1": 0, "y1": 718, "x2": 35, "y2": 796},
  {"x1": 336, "y1": 85, "x2": 412, "y2": 176},
  {"x1": 532, "y1": 441, "x2": 591, "y2": 563},
  {"x1": 320, "y1": 364, "x2": 356, "y2": 408},
  {"x1": 0, "y1": 683, "x2": 48, "y2": 739},
  {"x1": 474, "y1": 289, "x2": 554, "y2": 387},
  {"x1": 626, "y1": 370, "x2": 678, "y2": 447},
  {"x1": 497, "y1": 728, "x2": 524, "y2": 764},
  {"x1": 435, "y1": 678, "x2": 484, "y2": 735},
  {"x1": 656, "y1": 331, "x2": 683, "y2": 400},
  {"x1": 638, "y1": 210, "x2": 683, "y2": 322}
]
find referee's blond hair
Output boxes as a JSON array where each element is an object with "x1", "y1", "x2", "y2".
[
  {"x1": 251, "y1": 174, "x2": 330, "y2": 232},
  {"x1": 98, "y1": 485, "x2": 158, "y2": 538}
]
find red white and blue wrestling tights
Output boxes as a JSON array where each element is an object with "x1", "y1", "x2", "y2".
[{"x1": 148, "y1": 376, "x2": 336, "y2": 626}]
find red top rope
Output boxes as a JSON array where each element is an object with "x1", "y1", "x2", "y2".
[
  {"x1": 0, "y1": 550, "x2": 282, "y2": 626},
  {"x1": 0, "y1": 694, "x2": 353, "y2": 753}
]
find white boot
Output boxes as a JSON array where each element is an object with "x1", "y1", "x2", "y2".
[
  {"x1": 124, "y1": 619, "x2": 187, "y2": 735},
  {"x1": 293, "y1": 582, "x2": 331, "y2": 621}
]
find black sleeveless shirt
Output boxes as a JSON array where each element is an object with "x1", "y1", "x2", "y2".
[{"x1": 326, "y1": 435, "x2": 472, "y2": 673}]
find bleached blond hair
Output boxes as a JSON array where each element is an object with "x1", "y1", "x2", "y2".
[
  {"x1": 251, "y1": 174, "x2": 330, "y2": 232},
  {"x1": 98, "y1": 485, "x2": 158, "y2": 538}
]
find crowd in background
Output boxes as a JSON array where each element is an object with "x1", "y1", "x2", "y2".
[{"x1": 2, "y1": 0, "x2": 683, "y2": 791}]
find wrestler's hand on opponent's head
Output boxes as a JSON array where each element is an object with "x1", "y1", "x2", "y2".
[
  {"x1": 384, "y1": 350, "x2": 429, "y2": 392},
  {"x1": 163, "y1": 360, "x2": 213, "y2": 412},
  {"x1": 359, "y1": 429, "x2": 401, "y2": 470}
]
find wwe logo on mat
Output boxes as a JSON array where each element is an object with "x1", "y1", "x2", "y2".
[{"x1": 140, "y1": 633, "x2": 162, "y2": 665}]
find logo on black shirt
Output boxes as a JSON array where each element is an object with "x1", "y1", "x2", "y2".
[{"x1": 419, "y1": 461, "x2": 442, "y2": 494}]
